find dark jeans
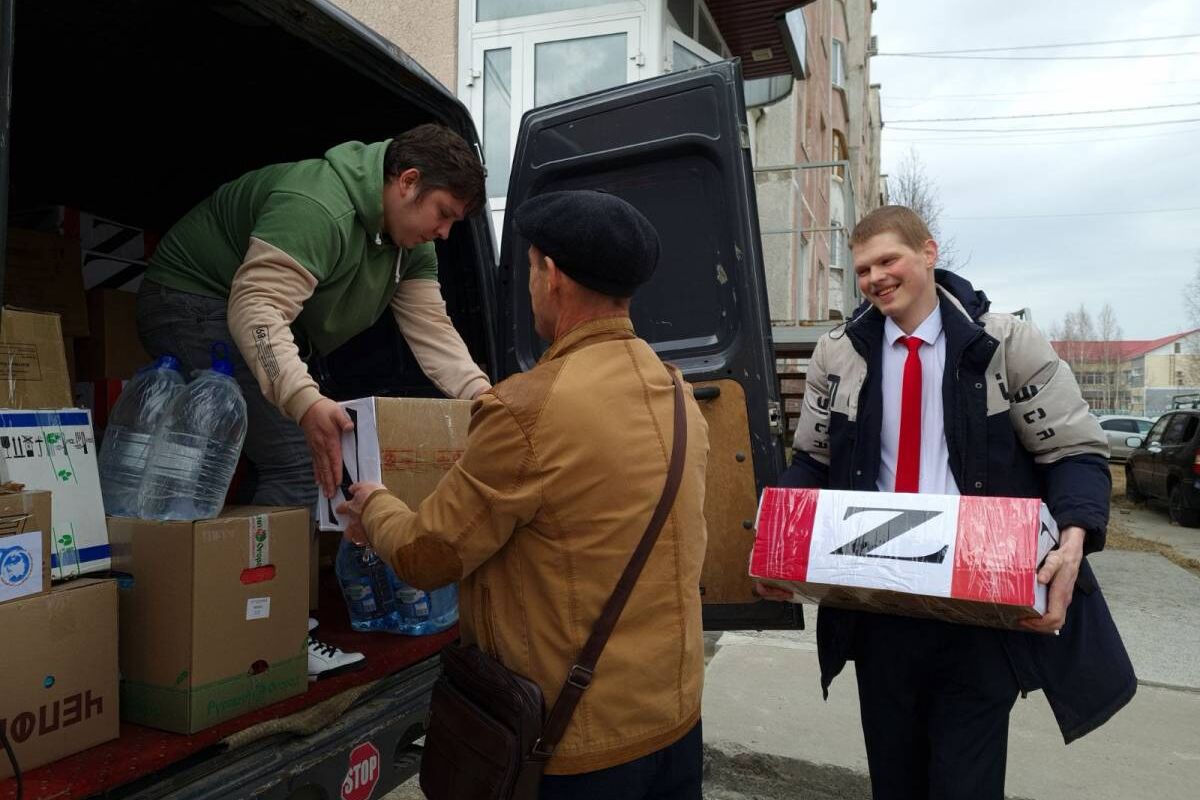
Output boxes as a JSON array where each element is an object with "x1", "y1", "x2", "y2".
[
  {"x1": 539, "y1": 721, "x2": 703, "y2": 800},
  {"x1": 135, "y1": 280, "x2": 318, "y2": 511},
  {"x1": 853, "y1": 613, "x2": 1019, "y2": 800}
]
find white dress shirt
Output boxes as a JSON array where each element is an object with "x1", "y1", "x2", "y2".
[{"x1": 877, "y1": 306, "x2": 961, "y2": 495}]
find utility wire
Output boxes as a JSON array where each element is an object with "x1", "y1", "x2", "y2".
[
  {"x1": 885, "y1": 78, "x2": 1200, "y2": 100},
  {"x1": 888, "y1": 100, "x2": 1200, "y2": 123},
  {"x1": 878, "y1": 51, "x2": 1200, "y2": 61},
  {"x1": 883, "y1": 33, "x2": 1200, "y2": 56},
  {"x1": 944, "y1": 206, "x2": 1200, "y2": 221},
  {"x1": 888, "y1": 117, "x2": 1200, "y2": 133}
]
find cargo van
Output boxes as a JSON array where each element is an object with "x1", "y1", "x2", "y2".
[{"x1": 0, "y1": 1, "x2": 800, "y2": 796}]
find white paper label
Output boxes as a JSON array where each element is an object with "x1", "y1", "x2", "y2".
[
  {"x1": 249, "y1": 514, "x2": 270, "y2": 568},
  {"x1": 317, "y1": 397, "x2": 382, "y2": 532},
  {"x1": 0, "y1": 530, "x2": 44, "y2": 602},
  {"x1": 246, "y1": 597, "x2": 271, "y2": 620}
]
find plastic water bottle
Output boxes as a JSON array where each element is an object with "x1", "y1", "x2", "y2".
[
  {"x1": 391, "y1": 574, "x2": 458, "y2": 635},
  {"x1": 98, "y1": 355, "x2": 185, "y2": 517},
  {"x1": 335, "y1": 539, "x2": 400, "y2": 631},
  {"x1": 139, "y1": 344, "x2": 248, "y2": 520}
]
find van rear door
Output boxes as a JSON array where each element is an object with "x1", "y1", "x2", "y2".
[{"x1": 500, "y1": 61, "x2": 801, "y2": 630}]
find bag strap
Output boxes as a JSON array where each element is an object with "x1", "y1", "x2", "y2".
[{"x1": 531, "y1": 367, "x2": 689, "y2": 761}]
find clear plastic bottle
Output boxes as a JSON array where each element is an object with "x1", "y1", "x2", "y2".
[
  {"x1": 390, "y1": 574, "x2": 458, "y2": 636},
  {"x1": 98, "y1": 355, "x2": 185, "y2": 517},
  {"x1": 139, "y1": 344, "x2": 248, "y2": 520},
  {"x1": 335, "y1": 539, "x2": 400, "y2": 632}
]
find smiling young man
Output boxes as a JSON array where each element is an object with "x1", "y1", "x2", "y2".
[
  {"x1": 137, "y1": 123, "x2": 489, "y2": 678},
  {"x1": 760, "y1": 205, "x2": 1135, "y2": 799}
]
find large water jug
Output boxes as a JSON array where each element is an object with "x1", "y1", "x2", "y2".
[
  {"x1": 98, "y1": 355, "x2": 185, "y2": 517},
  {"x1": 390, "y1": 575, "x2": 459, "y2": 636},
  {"x1": 139, "y1": 344, "x2": 248, "y2": 520},
  {"x1": 335, "y1": 539, "x2": 400, "y2": 631}
]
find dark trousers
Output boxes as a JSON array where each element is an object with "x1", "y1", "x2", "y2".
[
  {"x1": 135, "y1": 280, "x2": 318, "y2": 510},
  {"x1": 539, "y1": 721, "x2": 703, "y2": 800},
  {"x1": 853, "y1": 613, "x2": 1019, "y2": 800}
]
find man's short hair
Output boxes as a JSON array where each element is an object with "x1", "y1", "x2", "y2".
[
  {"x1": 385, "y1": 123, "x2": 486, "y2": 215},
  {"x1": 849, "y1": 205, "x2": 933, "y2": 251}
]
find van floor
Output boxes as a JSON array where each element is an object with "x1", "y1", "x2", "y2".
[{"x1": 0, "y1": 571, "x2": 455, "y2": 800}]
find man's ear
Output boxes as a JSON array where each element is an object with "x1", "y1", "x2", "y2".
[
  {"x1": 395, "y1": 167, "x2": 421, "y2": 193},
  {"x1": 543, "y1": 254, "x2": 564, "y2": 292},
  {"x1": 923, "y1": 239, "x2": 939, "y2": 269}
]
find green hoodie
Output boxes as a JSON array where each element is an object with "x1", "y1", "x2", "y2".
[{"x1": 146, "y1": 140, "x2": 437, "y2": 355}]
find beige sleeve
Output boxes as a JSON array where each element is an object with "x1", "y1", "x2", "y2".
[
  {"x1": 227, "y1": 237, "x2": 326, "y2": 423},
  {"x1": 389, "y1": 278, "x2": 491, "y2": 400}
]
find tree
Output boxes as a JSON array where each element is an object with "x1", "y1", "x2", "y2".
[
  {"x1": 887, "y1": 148, "x2": 966, "y2": 271},
  {"x1": 1050, "y1": 303, "x2": 1127, "y2": 414},
  {"x1": 1178, "y1": 251, "x2": 1200, "y2": 386}
]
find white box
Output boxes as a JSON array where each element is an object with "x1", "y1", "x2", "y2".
[
  {"x1": 0, "y1": 409, "x2": 109, "y2": 578},
  {"x1": 750, "y1": 488, "x2": 1060, "y2": 629},
  {"x1": 316, "y1": 397, "x2": 471, "y2": 532}
]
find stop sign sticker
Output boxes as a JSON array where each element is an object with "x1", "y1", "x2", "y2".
[{"x1": 341, "y1": 742, "x2": 382, "y2": 800}]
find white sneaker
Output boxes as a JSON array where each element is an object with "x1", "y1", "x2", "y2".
[{"x1": 307, "y1": 623, "x2": 366, "y2": 681}]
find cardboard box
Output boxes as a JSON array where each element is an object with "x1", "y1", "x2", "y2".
[
  {"x1": 0, "y1": 307, "x2": 74, "y2": 409},
  {"x1": 0, "y1": 487, "x2": 52, "y2": 606},
  {"x1": 317, "y1": 397, "x2": 472, "y2": 531},
  {"x1": 109, "y1": 506, "x2": 310, "y2": 733},
  {"x1": 10, "y1": 206, "x2": 153, "y2": 261},
  {"x1": 75, "y1": 289, "x2": 151, "y2": 380},
  {"x1": 0, "y1": 409, "x2": 109, "y2": 579},
  {"x1": 750, "y1": 488, "x2": 1061, "y2": 629},
  {"x1": 0, "y1": 578, "x2": 119, "y2": 780},
  {"x1": 4, "y1": 229, "x2": 90, "y2": 337},
  {"x1": 81, "y1": 251, "x2": 147, "y2": 293}
]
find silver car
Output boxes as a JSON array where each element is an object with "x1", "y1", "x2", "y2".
[{"x1": 1098, "y1": 415, "x2": 1156, "y2": 461}]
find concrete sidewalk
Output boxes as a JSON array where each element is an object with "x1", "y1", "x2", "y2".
[{"x1": 703, "y1": 627, "x2": 1200, "y2": 800}]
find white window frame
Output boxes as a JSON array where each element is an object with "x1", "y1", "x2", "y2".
[
  {"x1": 831, "y1": 38, "x2": 846, "y2": 89},
  {"x1": 467, "y1": 0, "x2": 646, "y2": 35},
  {"x1": 665, "y1": 26, "x2": 721, "y2": 71},
  {"x1": 467, "y1": 16, "x2": 643, "y2": 213}
]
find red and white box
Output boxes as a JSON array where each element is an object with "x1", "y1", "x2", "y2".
[{"x1": 749, "y1": 488, "x2": 1061, "y2": 629}]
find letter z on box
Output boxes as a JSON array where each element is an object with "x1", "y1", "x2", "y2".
[{"x1": 749, "y1": 488, "x2": 1059, "y2": 630}]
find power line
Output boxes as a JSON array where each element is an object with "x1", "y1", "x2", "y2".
[
  {"x1": 888, "y1": 116, "x2": 1200, "y2": 133},
  {"x1": 878, "y1": 50, "x2": 1200, "y2": 61},
  {"x1": 944, "y1": 206, "x2": 1200, "y2": 221},
  {"x1": 888, "y1": 123, "x2": 1200, "y2": 147},
  {"x1": 885, "y1": 78, "x2": 1200, "y2": 100},
  {"x1": 883, "y1": 33, "x2": 1200, "y2": 56},
  {"x1": 887, "y1": 100, "x2": 1200, "y2": 123}
]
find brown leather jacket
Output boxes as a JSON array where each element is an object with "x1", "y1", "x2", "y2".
[{"x1": 363, "y1": 316, "x2": 710, "y2": 774}]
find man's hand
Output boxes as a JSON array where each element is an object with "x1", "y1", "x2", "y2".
[
  {"x1": 300, "y1": 398, "x2": 354, "y2": 499},
  {"x1": 1020, "y1": 525, "x2": 1086, "y2": 635},
  {"x1": 336, "y1": 481, "x2": 388, "y2": 547},
  {"x1": 755, "y1": 581, "x2": 797, "y2": 602}
]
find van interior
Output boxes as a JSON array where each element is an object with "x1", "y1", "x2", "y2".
[{"x1": 7, "y1": 0, "x2": 492, "y2": 402}]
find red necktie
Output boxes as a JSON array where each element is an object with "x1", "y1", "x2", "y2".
[{"x1": 895, "y1": 336, "x2": 924, "y2": 493}]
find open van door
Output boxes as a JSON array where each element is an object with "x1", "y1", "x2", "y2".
[{"x1": 498, "y1": 60, "x2": 802, "y2": 631}]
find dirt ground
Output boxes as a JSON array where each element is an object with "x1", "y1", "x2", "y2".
[{"x1": 1107, "y1": 467, "x2": 1200, "y2": 575}]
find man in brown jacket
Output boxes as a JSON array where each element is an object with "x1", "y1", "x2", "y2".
[{"x1": 339, "y1": 190, "x2": 710, "y2": 798}]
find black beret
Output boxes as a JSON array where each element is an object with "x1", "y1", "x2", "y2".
[{"x1": 513, "y1": 190, "x2": 660, "y2": 298}]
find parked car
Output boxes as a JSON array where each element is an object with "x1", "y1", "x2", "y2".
[
  {"x1": 1125, "y1": 410, "x2": 1200, "y2": 527},
  {"x1": 1098, "y1": 415, "x2": 1156, "y2": 461}
]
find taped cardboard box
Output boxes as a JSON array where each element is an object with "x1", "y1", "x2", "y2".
[
  {"x1": 75, "y1": 289, "x2": 151, "y2": 380},
  {"x1": 0, "y1": 307, "x2": 73, "y2": 409},
  {"x1": 0, "y1": 578, "x2": 119, "y2": 780},
  {"x1": 109, "y1": 506, "x2": 310, "y2": 734},
  {"x1": 0, "y1": 409, "x2": 109, "y2": 579},
  {"x1": 317, "y1": 397, "x2": 472, "y2": 531},
  {"x1": 750, "y1": 488, "x2": 1060, "y2": 630},
  {"x1": 0, "y1": 485, "x2": 52, "y2": 606},
  {"x1": 4, "y1": 229, "x2": 90, "y2": 337}
]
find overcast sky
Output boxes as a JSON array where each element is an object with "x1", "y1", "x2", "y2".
[{"x1": 871, "y1": 0, "x2": 1200, "y2": 340}]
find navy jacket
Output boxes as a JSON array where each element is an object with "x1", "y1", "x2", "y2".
[{"x1": 781, "y1": 270, "x2": 1136, "y2": 743}]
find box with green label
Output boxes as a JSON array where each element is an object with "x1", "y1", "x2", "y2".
[{"x1": 107, "y1": 506, "x2": 309, "y2": 733}]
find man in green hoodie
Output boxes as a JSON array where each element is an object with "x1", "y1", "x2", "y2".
[{"x1": 136, "y1": 124, "x2": 489, "y2": 677}]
